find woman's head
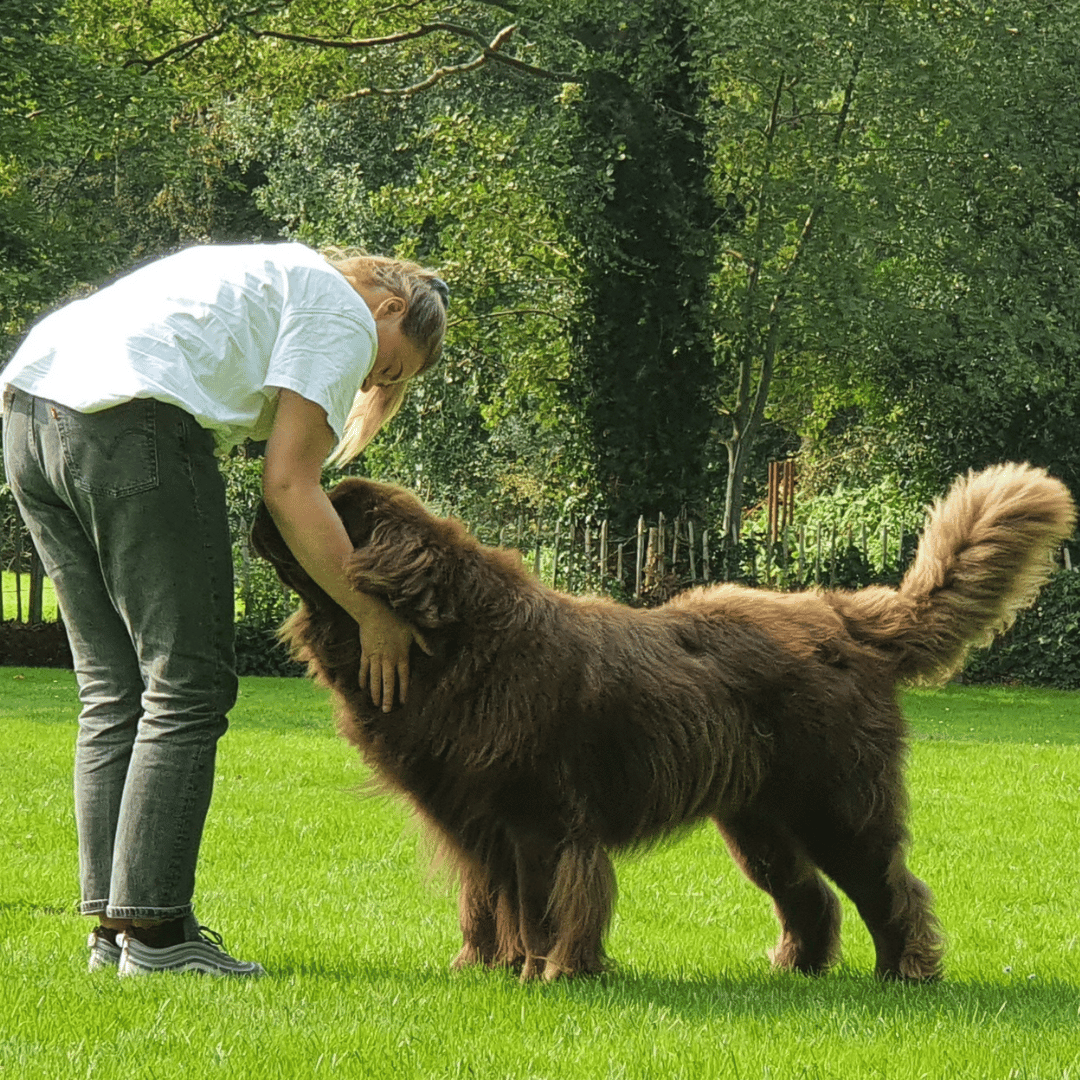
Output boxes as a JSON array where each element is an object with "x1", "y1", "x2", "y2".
[
  {"x1": 323, "y1": 248, "x2": 449, "y2": 464},
  {"x1": 325, "y1": 249, "x2": 447, "y2": 371}
]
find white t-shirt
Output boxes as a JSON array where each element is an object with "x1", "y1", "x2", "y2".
[{"x1": 1, "y1": 242, "x2": 377, "y2": 453}]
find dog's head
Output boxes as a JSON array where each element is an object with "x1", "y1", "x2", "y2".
[{"x1": 252, "y1": 477, "x2": 524, "y2": 631}]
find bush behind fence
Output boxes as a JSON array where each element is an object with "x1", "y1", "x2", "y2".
[{"x1": 3, "y1": 485, "x2": 1078, "y2": 687}]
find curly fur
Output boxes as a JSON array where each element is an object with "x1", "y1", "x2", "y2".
[{"x1": 252, "y1": 462, "x2": 1075, "y2": 982}]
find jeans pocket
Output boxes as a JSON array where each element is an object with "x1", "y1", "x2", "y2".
[{"x1": 54, "y1": 399, "x2": 160, "y2": 497}]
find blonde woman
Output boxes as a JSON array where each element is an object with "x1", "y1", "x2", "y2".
[{"x1": 1, "y1": 241, "x2": 448, "y2": 977}]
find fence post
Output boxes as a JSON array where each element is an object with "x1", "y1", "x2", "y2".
[
  {"x1": 15, "y1": 527, "x2": 25, "y2": 622},
  {"x1": 600, "y1": 519, "x2": 609, "y2": 582},
  {"x1": 688, "y1": 520, "x2": 697, "y2": 582},
  {"x1": 239, "y1": 525, "x2": 252, "y2": 617},
  {"x1": 552, "y1": 519, "x2": 562, "y2": 590},
  {"x1": 657, "y1": 512, "x2": 666, "y2": 581},
  {"x1": 533, "y1": 517, "x2": 543, "y2": 578},
  {"x1": 584, "y1": 516, "x2": 592, "y2": 591},
  {"x1": 635, "y1": 516, "x2": 645, "y2": 597}
]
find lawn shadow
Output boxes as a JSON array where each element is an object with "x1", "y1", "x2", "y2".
[{"x1": 265, "y1": 955, "x2": 1080, "y2": 1032}]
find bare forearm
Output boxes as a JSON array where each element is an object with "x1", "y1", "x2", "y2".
[{"x1": 262, "y1": 483, "x2": 386, "y2": 625}]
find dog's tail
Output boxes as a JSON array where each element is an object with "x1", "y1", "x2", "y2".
[{"x1": 833, "y1": 463, "x2": 1076, "y2": 684}]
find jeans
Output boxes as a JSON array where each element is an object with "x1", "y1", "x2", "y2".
[{"x1": 2, "y1": 386, "x2": 237, "y2": 919}]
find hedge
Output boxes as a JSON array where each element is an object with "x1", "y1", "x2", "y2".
[{"x1": 961, "y1": 569, "x2": 1080, "y2": 689}]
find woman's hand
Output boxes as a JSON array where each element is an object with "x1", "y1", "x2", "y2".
[{"x1": 357, "y1": 598, "x2": 432, "y2": 712}]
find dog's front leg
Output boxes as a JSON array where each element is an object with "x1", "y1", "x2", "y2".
[
  {"x1": 452, "y1": 862, "x2": 500, "y2": 971},
  {"x1": 508, "y1": 831, "x2": 561, "y2": 982},
  {"x1": 541, "y1": 842, "x2": 615, "y2": 981}
]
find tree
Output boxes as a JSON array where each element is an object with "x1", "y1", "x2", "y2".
[
  {"x1": 9, "y1": 0, "x2": 1080, "y2": 533},
  {"x1": 0, "y1": 0, "x2": 280, "y2": 366},
  {"x1": 697, "y1": 0, "x2": 1080, "y2": 537}
]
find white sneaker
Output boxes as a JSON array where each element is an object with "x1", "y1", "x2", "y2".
[
  {"x1": 118, "y1": 916, "x2": 265, "y2": 978},
  {"x1": 87, "y1": 928, "x2": 122, "y2": 972}
]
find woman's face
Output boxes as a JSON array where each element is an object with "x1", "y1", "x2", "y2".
[
  {"x1": 356, "y1": 287, "x2": 428, "y2": 392},
  {"x1": 362, "y1": 315, "x2": 428, "y2": 392}
]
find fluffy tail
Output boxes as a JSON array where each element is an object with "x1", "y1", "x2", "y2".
[{"x1": 832, "y1": 463, "x2": 1076, "y2": 683}]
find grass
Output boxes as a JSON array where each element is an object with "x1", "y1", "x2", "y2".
[{"x1": 1, "y1": 671, "x2": 1077, "y2": 1079}]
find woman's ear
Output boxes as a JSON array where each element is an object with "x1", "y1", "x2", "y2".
[{"x1": 370, "y1": 294, "x2": 406, "y2": 320}]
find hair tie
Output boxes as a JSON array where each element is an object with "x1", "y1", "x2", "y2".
[{"x1": 430, "y1": 277, "x2": 450, "y2": 309}]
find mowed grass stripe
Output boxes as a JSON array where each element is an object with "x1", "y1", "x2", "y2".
[{"x1": 1, "y1": 669, "x2": 1077, "y2": 1079}]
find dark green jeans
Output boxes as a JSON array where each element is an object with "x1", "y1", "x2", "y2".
[{"x1": 2, "y1": 386, "x2": 237, "y2": 919}]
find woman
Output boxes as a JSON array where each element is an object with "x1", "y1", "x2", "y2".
[{"x1": 1, "y1": 240, "x2": 448, "y2": 976}]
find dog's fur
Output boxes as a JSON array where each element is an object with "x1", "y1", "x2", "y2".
[{"x1": 252, "y1": 463, "x2": 1075, "y2": 982}]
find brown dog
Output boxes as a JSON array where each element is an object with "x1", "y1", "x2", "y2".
[{"x1": 252, "y1": 463, "x2": 1075, "y2": 982}]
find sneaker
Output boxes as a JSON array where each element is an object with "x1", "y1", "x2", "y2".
[
  {"x1": 87, "y1": 927, "x2": 122, "y2": 972},
  {"x1": 118, "y1": 915, "x2": 265, "y2": 978}
]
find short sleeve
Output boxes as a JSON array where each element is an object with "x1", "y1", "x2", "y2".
[{"x1": 264, "y1": 310, "x2": 376, "y2": 440}]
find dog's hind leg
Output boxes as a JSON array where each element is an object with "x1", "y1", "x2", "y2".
[
  {"x1": 715, "y1": 814, "x2": 842, "y2": 975},
  {"x1": 802, "y1": 820, "x2": 943, "y2": 982}
]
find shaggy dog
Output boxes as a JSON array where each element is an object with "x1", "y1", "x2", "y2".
[{"x1": 252, "y1": 463, "x2": 1075, "y2": 983}]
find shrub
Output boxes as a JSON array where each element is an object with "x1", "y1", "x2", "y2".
[
  {"x1": 962, "y1": 570, "x2": 1080, "y2": 689},
  {"x1": 234, "y1": 618, "x2": 305, "y2": 678}
]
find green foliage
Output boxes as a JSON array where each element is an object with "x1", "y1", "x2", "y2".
[
  {"x1": 556, "y1": 2, "x2": 722, "y2": 524},
  {"x1": 697, "y1": 0, "x2": 1080, "y2": 521},
  {"x1": 963, "y1": 570, "x2": 1080, "y2": 690},
  {"x1": 4, "y1": 0, "x2": 1080, "y2": 540},
  {"x1": 219, "y1": 449, "x2": 308, "y2": 675},
  {"x1": 794, "y1": 475, "x2": 930, "y2": 553}
]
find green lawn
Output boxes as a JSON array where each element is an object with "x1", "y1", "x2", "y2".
[{"x1": 1, "y1": 672, "x2": 1077, "y2": 1079}]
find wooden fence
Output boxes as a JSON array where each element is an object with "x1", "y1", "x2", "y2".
[
  {"x1": 5, "y1": 497, "x2": 1077, "y2": 627},
  {"x1": 1, "y1": 514, "x2": 49, "y2": 624},
  {"x1": 468, "y1": 512, "x2": 924, "y2": 600},
  {"x1": 463, "y1": 508, "x2": 1077, "y2": 600}
]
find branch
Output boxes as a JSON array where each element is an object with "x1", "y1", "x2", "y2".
[
  {"x1": 250, "y1": 22, "x2": 573, "y2": 88},
  {"x1": 245, "y1": 20, "x2": 491, "y2": 51},
  {"x1": 125, "y1": 22, "x2": 230, "y2": 70},
  {"x1": 448, "y1": 307, "x2": 569, "y2": 329},
  {"x1": 123, "y1": 5, "x2": 277, "y2": 71},
  {"x1": 124, "y1": 15, "x2": 574, "y2": 87}
]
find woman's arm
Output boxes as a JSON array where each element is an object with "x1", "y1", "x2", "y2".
[{"x1": 261, "y1": 388, "x2": 428, "y2": 711}]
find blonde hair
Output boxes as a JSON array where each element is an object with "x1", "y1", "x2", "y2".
[{"x1": 322, "y1": 247, "x2": 448, "y2": 466}]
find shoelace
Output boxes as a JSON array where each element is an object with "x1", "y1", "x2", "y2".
[{"x1": 196, "y1": 925, "x2": 226, "y2": 950}]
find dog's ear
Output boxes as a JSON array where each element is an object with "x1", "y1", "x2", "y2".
[
  {"x1": 250, "y1": 501, "x2": 329, "y2": 608},
  {"x1": 333, "y1": 481, "x2": 462, "y2": 630}
]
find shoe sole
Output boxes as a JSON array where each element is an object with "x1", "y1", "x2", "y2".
[
  {"x1": 88, "y1": 944, "x2": 122, "y2": 972},
  {"x1": 118, "y1": 936, "x2": 265, "y2": 977}
]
